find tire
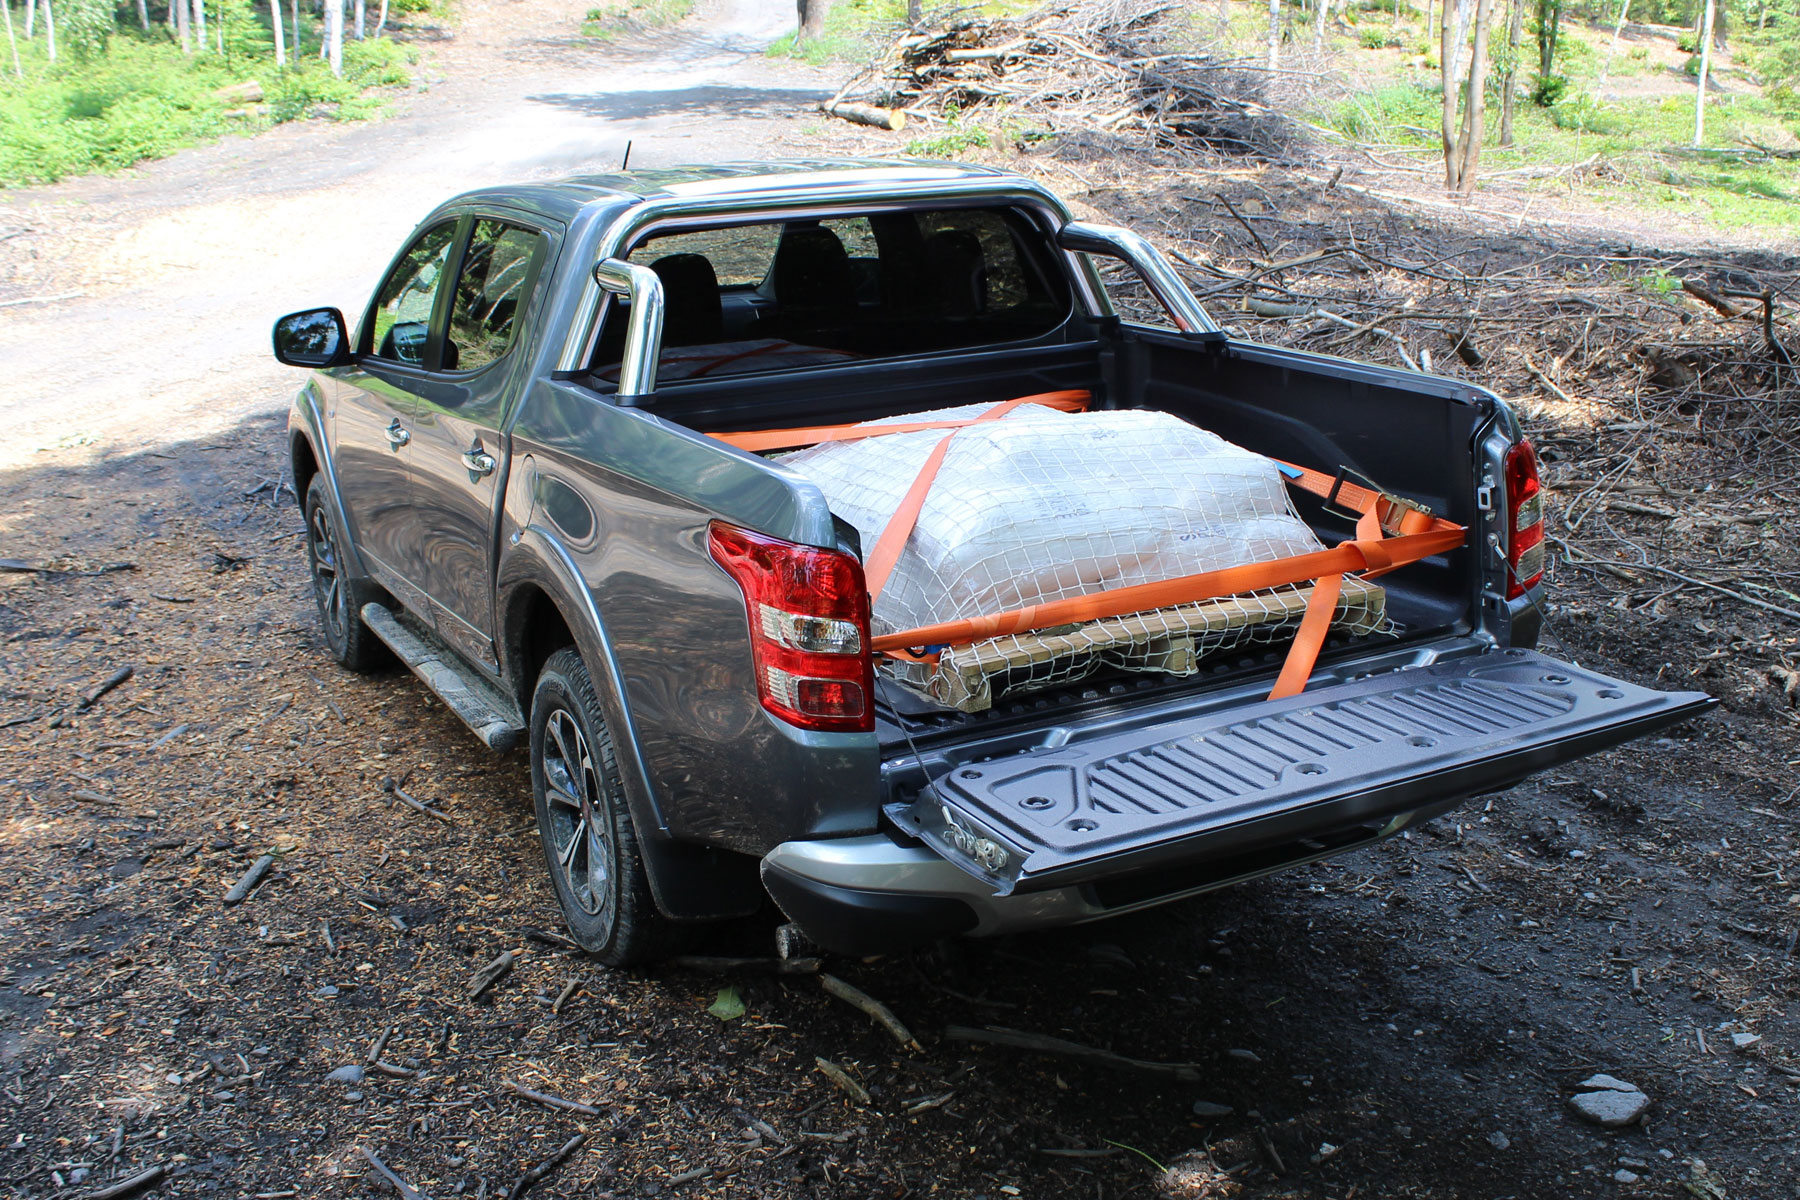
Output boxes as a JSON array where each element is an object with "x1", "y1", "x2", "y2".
[
  {"x1": 530, "y1": 647, "x2": 677, "y2": 966},
  {"x1": 302, "y1": 479, "x2": 387, "y2": 673}
]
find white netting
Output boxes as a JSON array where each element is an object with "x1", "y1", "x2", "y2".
[{"x1": 781, "y1": 401, "x2": 1388, "y2": 711}]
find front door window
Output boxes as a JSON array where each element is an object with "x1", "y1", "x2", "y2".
[{"x1": 368, "y1": 221, "x2": 459, "y2": 367}]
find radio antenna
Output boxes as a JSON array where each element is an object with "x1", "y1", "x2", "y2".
[{"x1": 620, "y1": 140, "x2": 633, "y2": 171}]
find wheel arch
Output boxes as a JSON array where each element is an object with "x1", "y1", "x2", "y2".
[{"x1": 499, "y1": 530, "x2": 765, "y2": 922}]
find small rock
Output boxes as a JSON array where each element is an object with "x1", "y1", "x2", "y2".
[
  {"x1": 68, "y1": 1168, "x2": 89, "y2": 1184},
  {"x1": 345, "y1": 1090, "x2": 364, "y2": 1101},
  {"x1": 1658, "y1": 1149, "x2": 1675, "y2": 1160},
  {"x1": 213, "y1": 80, "x2": 265, "y2": 104},
  {"x1": 1394, "y1": 1125, "x2": 1413, "y2": 1139},
  {"x1": 1226, "y1": 1048, "x2": 1261, "y2": 1063},
  {"x1": 165, "y1": 1073, "x2": 182, "y2": 1086},
  {"x1": 1730, "y1": 1032, "x2": 1762, "y2": 1051},
  {"x1": 1191, "y1": 1101, "x2": 1233, "y2": 1118},
  {"x1": 315, "y1": 984, "x2": 339, "y2": 998},
  {"x1": 1488, "y1": 1130, "x2": 1511, "y2": 1151},
  {"x1": 1310, "y1": 1142, "x2": 1339, "y2": 1163},
  {"x1": 1570, "y1": 1080, "x2": 1651, "y2": 1128},
  {"x1": 1578, "y1": 1074, "x2": 1640, "y2": 1093},
  {"x1": 1614, "y1": 1169, "x2": 1640, "y2": 1184},
  {"x1": 326, "y1": 1064, "x2": 365, "y2": 1085}
]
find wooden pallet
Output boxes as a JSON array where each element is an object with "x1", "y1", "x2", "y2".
[{"x1": 896, "y1": 578, "x2": 1387, "y2": 713}]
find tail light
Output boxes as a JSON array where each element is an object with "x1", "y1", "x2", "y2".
[
  {"x1": 1504, "y1": 438, "x2": 1545, "y2": 599},
  {"x1": 707, "y1": 521, "x2": 874, "y2": 733}
]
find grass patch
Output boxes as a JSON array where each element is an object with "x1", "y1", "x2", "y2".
[
  {"x1": 580, "y1": 0, "x2": 695, "y2": 39},
  {"x1": 0, "y1": 16, "x2": 416, "y2": 187}
]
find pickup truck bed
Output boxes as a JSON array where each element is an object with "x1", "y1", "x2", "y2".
[{"x1": 278, "y1": 160, "x2": 1711, "y2": 962}]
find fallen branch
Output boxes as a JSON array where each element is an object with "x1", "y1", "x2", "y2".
[
  {"x1": 820, "y1": 974, "x2": 922, "y2": 1051},
  {"x1": 469, "y1": 950, "x2": 516, "y2": 999},
  {"x1": 223, "y1": 855, "x2": 275, "y2": 905},
  {"x1": 945, "y1": 1024, "x2": 1204, "y2": 1082},
  {"x1": 359, "y1": 1146, "x2": 430, "y2": 1200},
  {"x1": 79, "y1": 666, "x2": 135, "y2": 710},
  {"x1": 665, "y1": 955, "x2": 822, "y2": 976},
  {"x1": 503, "y1": 1079, "x2": 601, "y2": 1116},
  {"x1": 505, "y1": 1133, "x2": 587, "y2": 1200},
  {"x1": 83, "y1": 1165, "x2": 165, "y2": 1200},
  {"x1": 813, "y1": 1057, "x2": 871, "y2": 1104},
  {"x1": 382, "y1": 777, "x2": 454, "y2": 824}
]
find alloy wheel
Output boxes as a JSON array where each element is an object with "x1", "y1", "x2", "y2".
[
  {"x1": 540, "y1": 708, "x2": 612, "y2": 919},
  {"x1": 308, "y1": 504, "x2": 347, "y2": 644}
]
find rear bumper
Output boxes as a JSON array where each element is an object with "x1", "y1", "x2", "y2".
[{"x1": 760, "y1": 805, "x2": 1431, "y2": 955}]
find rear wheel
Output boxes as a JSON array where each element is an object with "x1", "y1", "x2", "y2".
[
  {"x1": 530, "y1": 647, "x2": 676, "y2": 966},
  {"x1": 303, "y1": 479, "x2": 386, "y2": 673}
]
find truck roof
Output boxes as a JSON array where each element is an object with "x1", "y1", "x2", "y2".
[{"x1": 456, "y1": 159, "x2": 1041, "y2": 226}]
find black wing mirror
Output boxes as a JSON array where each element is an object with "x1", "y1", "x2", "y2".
[{"x1": 273, "y1": 307, "x2": 352, "y2": 368}]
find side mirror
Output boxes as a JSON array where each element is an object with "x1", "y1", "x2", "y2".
[{"x1": 273, "y1": 307, "x2": 352, "y2": 368}]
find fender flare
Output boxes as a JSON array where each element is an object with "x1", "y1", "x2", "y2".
[
  {"x1": 287, "y1": 384, "x2": 371, "y2": 581},
  {"x1": 498, "y1": 527, "x2": 764, "y2": 921}
]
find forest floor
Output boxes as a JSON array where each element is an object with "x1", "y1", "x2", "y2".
[{"x1": 4, "y1": 3, "x2": 1800, "y2": 1200}]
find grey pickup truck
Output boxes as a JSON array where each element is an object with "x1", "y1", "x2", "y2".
[{"x1": 273, "y1": 160, "x2": 1711, "y2": 965}]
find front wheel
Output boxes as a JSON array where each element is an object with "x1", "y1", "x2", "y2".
[
  {"x1": 530, "y1": 647, "x2": 676, "y2": 966},
  {"x1": 302, "y1": 479, "x2": 387, "y2": 673}
]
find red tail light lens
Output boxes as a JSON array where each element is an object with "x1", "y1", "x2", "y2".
[
  {"x1": 1504, "y1": 438, "x2": 1545, "y2": 599},
  {"x1": 707, "y1": 521, "x2": 874, "y2": 733}
]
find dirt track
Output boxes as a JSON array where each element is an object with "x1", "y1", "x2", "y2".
[{"x1": 3, "y1": 5, "x2": 1800, "y2": 1199}]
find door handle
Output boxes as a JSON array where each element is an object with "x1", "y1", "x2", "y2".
[
  {"x1": 462, "y1": 439, "x2": 497, "y2": 479},
  {"x1": 385, "y1": 419, "x2": 410, "y2": 449}
]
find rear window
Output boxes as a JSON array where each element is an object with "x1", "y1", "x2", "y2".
[{"x1": 588, "y1": 207, "x2": 1071, "y2": 385}]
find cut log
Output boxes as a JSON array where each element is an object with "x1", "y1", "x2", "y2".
[{"x1": 820, "y1": 101, "x2": 906, "y2": 131}]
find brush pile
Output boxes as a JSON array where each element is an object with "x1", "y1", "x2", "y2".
[{"x1": 820, "y1": 0, "x2": 1305, "y2": 159}]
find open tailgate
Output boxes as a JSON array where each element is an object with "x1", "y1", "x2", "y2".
[{"x1": 889, "y1": 649, "x2": 1712, "y2": 895}]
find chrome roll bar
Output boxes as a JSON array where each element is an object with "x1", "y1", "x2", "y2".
[
  {"x1": 592, "y1": 258, "x2": 665, "y2": 401},
  {"x1": 1058, "y1": 221, "x2": 1220, "y2": 335}
]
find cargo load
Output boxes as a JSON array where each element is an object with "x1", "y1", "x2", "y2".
[{"x1": 780, "y1": 400, "x2": 1389, "y2": 711}]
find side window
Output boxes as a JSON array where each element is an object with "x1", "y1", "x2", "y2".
[
  {"x1": 447, "y1": 220, "x2": 541, "y2": 373},
  {"x1": 368, "y1": 221, "x2": 459, "y2": 366}
]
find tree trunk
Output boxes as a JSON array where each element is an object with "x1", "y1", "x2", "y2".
[
  {"x1": 1267, "y1": 0, "x2": 1281, "y2": 67},
  {"x1": 1693, "y1": 0, "x2": 1715, "y2": 146},
  {"x1": 40, "y1": 0, "x2": 51, "y2": 61},
  {"x1": 375, "y1": 0, "x2": 388, "y2": 36},
  {"x1": 1536, "y1": 0, "x2": 1559, "y2": 78},
  {"x1": 907, "y1": 0, "x2": 920, "y2": 27},
  {"x1": 136, "y1": 0, "x2": 149, "y2": 32},
  {"x1": 271, "y1": 0, "x2": 285, "y2": 66},
  {"x1": 175, "y1": 0, "x2": 189, "y2": 53},
  {"x1": 194, "y1": 0, "x2": 207, "y2": 55},
  {"x1": 1451, "y1": 0, "x2": 1492, "y2": 194},
  {"x1": 4, "y1": 0, "x2": 21, "y2": 79},
  {"x1": 1597, "y1": 0, "x2": 1629, "y2": 91},
  {"x1": 291, "y1": 0, "x2": 299, "y2": 57},
  {"x1": 1314, "y1": 0, "x2": 1329, "y2": 51},
  {"x1": 1500, "y1": 0, "x2": 1522, "y2": 144},
  {"x1": 25, "y1": 0, "x2": 34, "y2": 40},
  {"x1": 326, "y1": 0, "x2": 343, "y2": 74},
  {"x1": 794, "y1": 0, "x2": 829, "y2": 44},
  {"x1": 354, "y1": 0, "x2": 364, "y2": 38}
]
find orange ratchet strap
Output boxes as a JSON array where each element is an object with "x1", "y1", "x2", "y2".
[
  {"x1": 868, "y1": 456, "x2": 1465, "y2": 702},
  {"x1": 705, "y1": 390, "x2": 1091, "y2": 454}
]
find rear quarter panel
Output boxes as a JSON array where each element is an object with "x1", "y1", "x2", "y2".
[{"x1": 499, "y1": 377, "x2": 882, "y2": 856}]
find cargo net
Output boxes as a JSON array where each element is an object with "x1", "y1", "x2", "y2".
[{"x1": 781, "y1": 402, "x2": 1390, "y2": 712}]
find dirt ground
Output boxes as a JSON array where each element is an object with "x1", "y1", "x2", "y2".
[{"x1": 5, "y1": 6, "x2": 1800, "y2": 1200}]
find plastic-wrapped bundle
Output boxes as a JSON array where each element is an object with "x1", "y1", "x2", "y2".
[{"x1": 782, "y1": 401, "x2": 1386, "y2": 710}]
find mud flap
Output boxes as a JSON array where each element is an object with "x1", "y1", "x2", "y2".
[{"x1": 889, "y1": 649, "x2": 1713, "y2": 895}]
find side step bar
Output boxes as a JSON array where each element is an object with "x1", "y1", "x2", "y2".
[{"x1": 361, "y1": 603, "x2": 525, "y2": 752}]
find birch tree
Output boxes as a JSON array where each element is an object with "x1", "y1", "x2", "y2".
[
  {"x1": 135, "y1": 0, "x2": 148, "y2": 31},
  {"x1": 1597, "y1": 0, "x2": 1630, "y2": 90},
  {"x1": 271, "y1": 0, "x2": 285, "y2": 66},
  {"x1": 41, "y1": 0, "x2": 53, "y2": 60},
  {"x1": 1440, "y1": 0, "x2": 1493, "y2": 194},
  {"x1": 375, "y1": 0, "x2": 388, "y2": 37},
  {"x1": 354, "y1": 0, "x2": 364, "y2": 39},
  {"x1": 4, "y1": 0, "x2": 20, "y2": 79},
  {"x1": 1499, "y1": 0, "x2": 1523, "y2": 144},
  {"x1": 194, "y1": 0, "x2": 207, "y2": 55},
  {"x1": 1693, "y1": 0, "x2": 1715, "y2": 146},
  {"x1": 1314, "y1": 0, "x2": 1329, "y2": 51},
  {"x1": 175, "y1": 0, "x2": 189, "y2": 53},
  {"x1": 25, "y1": 0, "x2": 33, "y2": 39},
  {"x1": 1267, "y1": 0, "x2": 1281, "y2": 67},
  {"x1": 326, "y1": 0, "x2": 344, "y2": 74}
]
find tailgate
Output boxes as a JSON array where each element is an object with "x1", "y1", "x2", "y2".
[{"x1": 888, "y1": 649, "x2": 1712, "y2": 894}]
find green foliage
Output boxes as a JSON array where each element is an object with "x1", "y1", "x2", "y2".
[
  {"x1": 1324, "y1": 82, "x2": 1440, "y2": 144},
  {"x1": 1532, "y1": 72, "x2": 1571, "y2": 106},
  {"x1": 1359, "y1": 27, "x2": 1403, "y2": 49},
  {"x1": 904, "y1": 107, "x2": 993, "y2": 157},
  {"x1": 768, "y1": 0, "x2": 1035, "y2": 64},
  {"x1": 58, "y1": 0, "x2": 117, "y2": 60},
  {"x1": 1636, "y1": 266, "x2": 1681, "y2": 294},
  {"x1": 582, "y1": 0, "x2": 694, "y2": 38},
  {"x1": 0, "y1": 14, "x2": 415, "y2": 188},
  {"x1": 1677, "y1": 31, "x2": 1700, "y2": 53}
]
